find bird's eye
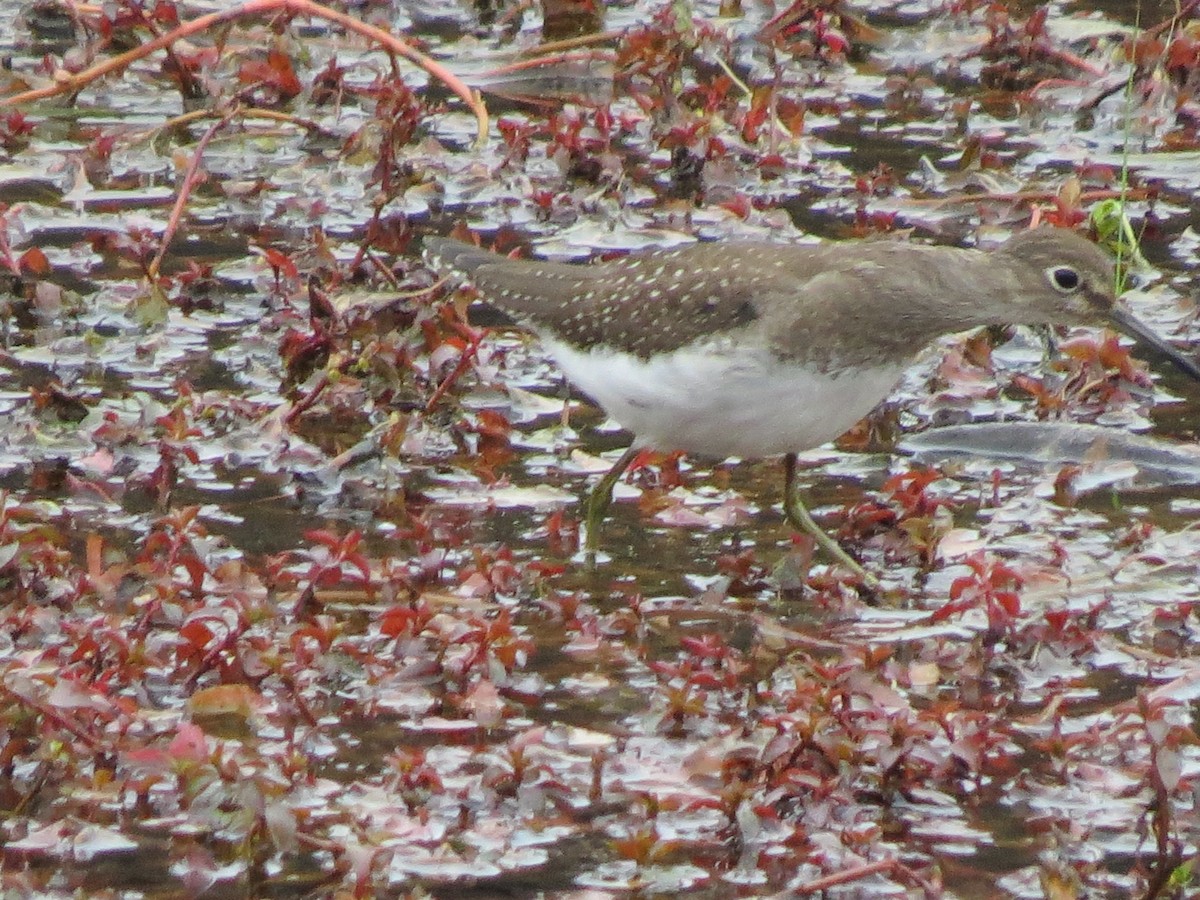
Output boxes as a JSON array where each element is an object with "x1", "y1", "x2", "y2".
[{"x1": 1047, "y1": 266, "x2": 1081, "y2": 293}]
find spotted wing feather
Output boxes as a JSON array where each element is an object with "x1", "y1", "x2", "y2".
[{"x1": 425, "y1": 237, "x2": 779, "y2": 358}]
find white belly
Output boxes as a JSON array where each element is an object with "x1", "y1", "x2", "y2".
[{"x1": 542, "y1": 338, "x2": 904, "y2": 459}]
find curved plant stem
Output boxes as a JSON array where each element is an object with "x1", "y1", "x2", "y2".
[
  {"x1": 0, "y1": 0, "x2": 489, "y2": 146},
  {"x1": 147, "y1": 108, "x2": 236, "y2": 281},
  {"x1": 424, "y1": 327, "x2": 485, "y2": 413},
  {"x1": 139, "y1": 107, "x2": 329, "y2": 146},
  {"x1": 518, "y1": 29, "x2": 624, "y2": 57}
]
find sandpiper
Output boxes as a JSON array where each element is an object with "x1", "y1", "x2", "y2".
[{"x1": 425, "y1": 228, "x2": 1200, "y2": 582}]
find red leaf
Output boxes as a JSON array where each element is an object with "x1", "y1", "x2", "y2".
[
  {"x1": 19, "y1": 246, "x2": 49, "y2": 275},
  {"x1": 168, "y1": 722, "x2": 209, "y2": 763},
  {"x1": 179, "y1": 619, "x2": 215, "y2": 649}
]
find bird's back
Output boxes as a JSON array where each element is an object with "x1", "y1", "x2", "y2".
[{"x1": 425, "y1": 236, "x2": 998, "y2": 369}]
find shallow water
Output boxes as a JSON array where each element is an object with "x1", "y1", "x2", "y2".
[{"x1": 1, "y1": 0, "x2": 1199, "y2": 897}]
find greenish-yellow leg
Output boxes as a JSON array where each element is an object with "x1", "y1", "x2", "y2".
[
  {"x1": 583, "y1": 446, "x2": 642, "y2": 552},
  {"x1": 783, "y1": 452, "x2": 877, "y2": 586}
]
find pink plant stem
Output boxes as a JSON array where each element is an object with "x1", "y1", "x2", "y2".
[
  {"x1": 285, "y1": 372, "x2": 330, "y2": 425},
  {"x1": 425, "y1": 329, "x2": 485, "y2": 412},
  {"x1": 148, "y1": 109, "x2": 235, "y2": 281},
  {"x1": 793, "y1": 858, "x2": 935, "y2": 896},
  {"x1": 0, "y1": 683, "x2": 103, "y2": 751},
  {"x1": 0, "y1": 0, "x2": 489, "y2": 145}
]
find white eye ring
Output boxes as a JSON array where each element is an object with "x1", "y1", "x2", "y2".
[{"x1": 1046, "y1": 265, "x2": 1081, "y2": 293}]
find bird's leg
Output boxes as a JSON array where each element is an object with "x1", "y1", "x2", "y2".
[
  {"x1": 783, "y1": 452, "x2": 877, "y2": 586},
  {"x1": 584, "y1": 445, "x2": 642, "y2": 552}
]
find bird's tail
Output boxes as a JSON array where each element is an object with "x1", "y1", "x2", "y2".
[{"x1": 423, "y1": 237, "x2": 505, "y2": 283}]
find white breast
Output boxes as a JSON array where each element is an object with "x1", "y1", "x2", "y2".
[{"x1": 541, "y1": 338, "x2": 905, "y2": 459}]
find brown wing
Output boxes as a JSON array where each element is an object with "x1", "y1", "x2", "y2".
[{"x1": 426, "y1": 238, "x2": 800, "y2": 357}]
